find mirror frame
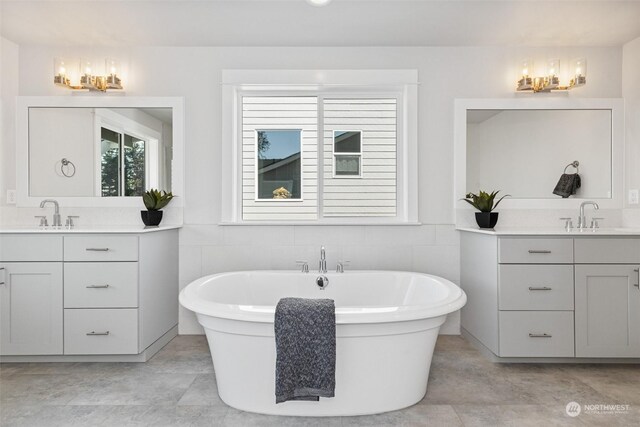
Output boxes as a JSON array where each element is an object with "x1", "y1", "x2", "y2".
[
  {"x1": 454, "y1": 98, "x2": 624, "y2": 210},
  {"x1": 16, "y1": 96, "x2": 184, "y2": 208}
]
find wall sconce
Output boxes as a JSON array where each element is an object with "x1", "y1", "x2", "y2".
[
  {"x1": 54, "y1": 57, "x2": 123, "y2": 92},
  {"x1": 516, "y1": 58, "x2": 587, "y2": 93}
]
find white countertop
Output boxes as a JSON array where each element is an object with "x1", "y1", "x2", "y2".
[
  {"x1": 0, "y1": 224, "x2": 182, "y2": 234},
  {"x1": 457, "y1": 227, "x2": 640, "y2": 236}
]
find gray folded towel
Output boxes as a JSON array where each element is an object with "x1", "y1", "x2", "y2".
[
  {"x1": 274, "y1": 297, "x2": 336, "y2": 404},
  {"x1": 553, "y1": 173, "x2": 581, "y2": 198}
]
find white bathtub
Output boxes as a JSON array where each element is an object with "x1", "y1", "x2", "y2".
[{"x1": 179, "y1": 270, "x2": 466, "y2": 416}]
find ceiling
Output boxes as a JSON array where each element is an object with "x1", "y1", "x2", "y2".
[{"x1": 2, "y1": 0, "x2": 640, "y2": 47}]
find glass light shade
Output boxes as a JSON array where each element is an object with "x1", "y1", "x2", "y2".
[
  {"x1": 571, "y1": 58, "x2": 587, "y2": 86},
  {"x1": 520, "y1": 59, "x2": 533, "y2": 78},
  {"x1": 106, "y1": 58, "x2": 120, "y2": 76},
  {"x1": 80, "y1": 59, "x2": 93, "y2": 77},
  {"x1": 53, "y1": 58, "x2": 70, "y2": 86},
  {"x1": 547, "y1": 59, "x2": 560, "y2": 77}
]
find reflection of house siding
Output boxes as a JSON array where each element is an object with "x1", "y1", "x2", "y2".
[
  {"x1": 324, "y1": 99, "x2": 397, "y2": 216},
  {"x1": 258, "y1": 154, "x2": 301, "y2": 198},
  {"x1": 242, "y1": 97, "x2": 317, "y2": 220}
]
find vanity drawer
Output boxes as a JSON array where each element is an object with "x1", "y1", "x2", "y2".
[
  {"x1": 498, "y1": 238, "x2": 573, "y2": 264},
  {"x1": 64, "y1": 262, "x2": 138, "y2": 308},
  {"x1": 499, "y1": 311, "x2": 574, "y2": 357},
  {"x1": 64, "y1": 309, "x2": 138, "y2": 355},
  {"x1": 574, "y1": 238, "x2": 640, "y2": 264},
  {"x1": 0, "y1": 235, "x2": 62, "y2": 262},
  {"x1": 499, "y1": 265, "x2": 574, "y2": 310},
  {"x1": 64, "y1": 236, "x2": 138, "y2": 262}
]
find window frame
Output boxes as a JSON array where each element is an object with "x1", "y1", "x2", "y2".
[
  {"x1": 332, "y1": 129, "x2": 363, "y2": 179},
  {"x1": 221, "y1": 70, "x2": 419, "y2": 225}
]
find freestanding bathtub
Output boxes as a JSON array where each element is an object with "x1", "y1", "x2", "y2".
[{"x1": 179, "y1": 270, "x2": 466, "y2": 416}]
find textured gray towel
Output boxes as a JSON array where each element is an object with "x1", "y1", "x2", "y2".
[
  {"x1": 553, "y1": 173, "x2": 581, "y2": 198},
  {"x1": 274, "y1": 297, "x2": 336, "y2": 404}
]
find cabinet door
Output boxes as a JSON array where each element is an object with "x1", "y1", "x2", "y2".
[
  {"x1": 0, "y1": 263, "x2": 63, "y2": 355},
  {"x1": 575, "y1": 265, "x2": 640, "y2": 357}
]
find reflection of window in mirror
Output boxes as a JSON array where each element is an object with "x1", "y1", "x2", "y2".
[
  {"x1": 333, "y1": 130, "x2": 362, "y2": 177},
  {"x1": 95, "y1": 109, "x2": 161, "y2": 197},
  {"x1": 256, "y1": 129, "x2": 302, "y2": 200}
]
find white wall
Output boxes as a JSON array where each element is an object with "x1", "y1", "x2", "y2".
[
  {"x1": 1, "y1": 44, "x2": 624, "y2": 334},
  {"x1": 467, "y1": 110, "x2": 612, "y2": 199},
  {"x1": 623, "y1": 37, "x2": 640, "y2": 225},
  {"x1": 1, "y1": 37, "x2": 19, "y2": 208}
]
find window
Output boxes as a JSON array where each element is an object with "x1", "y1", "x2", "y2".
[
  {"x1": 256, "y1": 130, "x2": 302, "y2": 200},
  {"x1": 333, "y1": 131, "x2": 361, "y2": 177},
  {"x1": 222, "y1": 70, "x2": 418, "y2": 223},
  {"x1": 100, "y1": 127, "x2": 147, "y2": 197},
  {"x1": 94, "y1": 109, "x2": 162, "y2": 198}
]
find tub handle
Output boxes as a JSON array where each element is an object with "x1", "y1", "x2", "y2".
[{"x1": 296, "y1": 260, "x2": 309, "y2": 273}]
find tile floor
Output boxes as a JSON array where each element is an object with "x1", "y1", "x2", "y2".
[{"x1": 1, "y1": 335, "x2": 639, "y2": 426}]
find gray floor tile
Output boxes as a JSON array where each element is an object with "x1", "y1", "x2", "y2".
[
  {"x1": 178, "y1": 373, "x2": 225, "y2": 406},
  {"x1": 66, "y1": 373, "x2": 198, "y2": 406},
  {"x1": 2, "y1": 334, "x2": 639, "y2": 426},
  {"x1": 453, "y1": 404, "x2": 583, "y2": 427}
]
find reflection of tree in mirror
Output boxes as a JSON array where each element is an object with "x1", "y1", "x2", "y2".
[
  {"x1": 257, "y1": 131, "x2": 270, "y2": 159},
  {"x1": 101, "y1": 141, "x2": 145, "y2": 197}
]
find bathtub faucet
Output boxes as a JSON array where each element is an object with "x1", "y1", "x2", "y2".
[{"x1": 319, "y1": 246, "x2": 327, "y2": 274}]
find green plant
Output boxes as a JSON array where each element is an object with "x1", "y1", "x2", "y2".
[
  {"x1": 461, "y1": 190, "x2": 510, "y2": 212},
  {"x1": 142, "y1": 189, "x2": 174, "y2": 211}
]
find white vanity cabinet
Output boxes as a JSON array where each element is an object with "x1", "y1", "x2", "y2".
[
  {"x1": 0, "y1": 235, "x2": 64, "y2": 355},
  {"x1": 460, "y1": 231, "x2": 640, "y2": 361},
  {"x1": 0, "y1": 228, "x2": 179, "y2": 362},
  {"x1": 574, "y1": 238, "x2": 640, "y2": 358}
]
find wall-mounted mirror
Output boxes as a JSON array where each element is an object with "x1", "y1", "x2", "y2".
[
  {"x1": 466, "y1": 109, "x2": 612, "y2": 199},
  {"x1": 454, "y1": 99, "x2": 624, "y2": 210},
  {"x1": 17, "y1": 97, "x2": 184, "y2": 207}
]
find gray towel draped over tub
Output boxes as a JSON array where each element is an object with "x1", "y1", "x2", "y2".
[
  {"x1": 553, "y1": 173, "x2": 581, "y2": 198},
  {"x1": 274, "y1": 297, "x2": 336, "y2": 404}
]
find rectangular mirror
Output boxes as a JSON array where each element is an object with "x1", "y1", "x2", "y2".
[
  {"x1": 29, "y1": 108, "x2": 173, "y2": 198},
  {"x1": 17, "y1": 97, "x2": 184, "y2": 208},
  {"x1": 466, "y1": 109, "x2": 612, "y2": 199},
  {"x1": 454, "y1": 98, "x2": 624, "y2": 210}
]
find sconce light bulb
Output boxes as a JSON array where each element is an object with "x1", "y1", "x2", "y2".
[
  {"x1": 58, "y1": 66, "x2": 66, "y2": 75},
  {"x1": 522, "y1": 67, "x2": 529, "y2": 76},
  {"x1": 576, "y1": 67, "x2": 582, "y2": 75}
]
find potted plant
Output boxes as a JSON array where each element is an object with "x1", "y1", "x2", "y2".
[
  {"x1": 141, "y1": 189, "x2": 174, "y2": 226},
  {"x1": 461, "y1": 190, "x2": 510, "y2": 229}
]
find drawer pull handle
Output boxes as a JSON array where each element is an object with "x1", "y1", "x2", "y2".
[
  {"x1": 528, "y1": 250, "x2": 551, "y2": 254},
  {"x1": 635, "y1": 269, "x2": 639, "y2": 290},
  {"x1": 528, "y1": 286, "x2": 552, "y2": 291},
  {"x1": 86, "y1": 331, "x2": 110, "y2": 336},
  {"x1": 86, "y1": 248, "x2": 110, "y2": 252},
  {"x1": 0, "y1": 267, "x2": 5, "y2": 285},
  {"x1": 86, "y1": 284, "x2": 110, "y2": 289},
  {"x1": 529, "y1": 333, "x2": 552, "y2": 338}
]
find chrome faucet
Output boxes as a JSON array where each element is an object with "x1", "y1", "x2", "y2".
[
  {"x1": 40, "y1": 199, "x2": 62, "y2": 228},
  {"x1": 319, "y1": 246, "x2": 327, "y2": 274},
  {"x1": 578, "y1": 201, "x2": 599, "y2": 231}
]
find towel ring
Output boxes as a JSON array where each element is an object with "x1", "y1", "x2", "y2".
[
  {"x1": 60, "y1": 158, "x2": 76, "y2": 178},
  {"x1": 564, "y1": 160, "x2": 579, "y2": 174}
]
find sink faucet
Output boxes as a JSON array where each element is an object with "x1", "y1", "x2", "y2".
[
  {"x1": 578, "y1": 201, "x2": 599, "y2": 231},
  {"x1": 319, "y1": 246, "x2": 327, "y2": 274},
  {"x1": 40, "y1": 199, "x2": 62, "y2": 228}
]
